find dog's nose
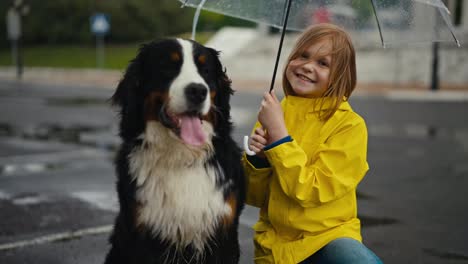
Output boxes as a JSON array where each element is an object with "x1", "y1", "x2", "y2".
[{"x1": 185, "y1": 83, "x2": 208, "y2": 104}]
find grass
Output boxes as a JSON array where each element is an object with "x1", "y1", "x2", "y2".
[
  {"x1": 0, "y1": 44, "x2": 140, "y2": 70},
  {"x1": 0, "y1": 32, "x2": 215, "y2": 70}
]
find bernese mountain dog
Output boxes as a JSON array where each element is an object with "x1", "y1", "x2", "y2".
[{"x1": 105, "y1": 38, "x2": 245, "y2": 264}]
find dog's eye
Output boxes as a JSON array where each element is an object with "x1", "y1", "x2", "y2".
[
  {"x1": 197, "y1": 55, "x2": 207, "y2": 65},
  {"x1": 171, "y1": 52, "x2": 181, "y2": 62}
]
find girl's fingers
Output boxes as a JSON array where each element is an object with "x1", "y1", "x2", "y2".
[
  {"x1": 250, "y1": 136, "x2": 266, "y2": 148},
  {"x1": 262, "y1": 90, "x2": 279, "y2": 105},
  {"x1": 250, "y1": 143, "x2": 264, "y2": 153},
  {"x1": 255, "y1": 128, "x2": 266, "y2": 137},
  {"x1": 252, "y1": 134, "x2": 267, "y2": 145},
  {"x1": 263, "y1": 92, "x2": 273, "y2": 103},
  {"x1": 271, "y1": 89, "x2": 279, "y2": 103},
  {"x1": 248, "y1": 139, "x2": 263, "y2": 152}
]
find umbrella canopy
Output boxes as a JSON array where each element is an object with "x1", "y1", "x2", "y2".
[
  {"x1": 179, "y1": 0, "x2": 460, "y2": 156},
  {"x1": 181, "y1": 0, "x2": 460, "y2": 48}
]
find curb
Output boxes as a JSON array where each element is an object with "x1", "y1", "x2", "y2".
[{"x1": 2, "y1": 67, "x2": 468, "y2": 101}]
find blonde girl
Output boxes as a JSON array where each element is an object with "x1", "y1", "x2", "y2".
[{"x1": 243, "y1": 23, "x2": 383, "y2": 264}]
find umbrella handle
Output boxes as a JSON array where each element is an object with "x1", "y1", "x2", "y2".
[{"x1": 243, "y1": 135, "x2": 256, "y2": 156}]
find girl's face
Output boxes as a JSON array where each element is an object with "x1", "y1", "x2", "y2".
[{"x1": 286, "y1": 38, "x2": 332, "y2": 98}]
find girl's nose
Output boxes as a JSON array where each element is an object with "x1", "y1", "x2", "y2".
[{"x1": 301, "y1": 61, "x2": 315, "y2": 73}]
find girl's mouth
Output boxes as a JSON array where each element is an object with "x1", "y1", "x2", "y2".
[{"x1": 296, "y1": 73, "x2": 315, "y2": 83}]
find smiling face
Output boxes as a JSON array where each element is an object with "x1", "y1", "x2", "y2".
[{"x1": 285, "y1": 38, "x2": 332, "y2": 98}]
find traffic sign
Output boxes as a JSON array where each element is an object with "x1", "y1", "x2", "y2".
[
  {"x1": 7, "y1": 8, "x2": 21, "y2": 40},
  {"x1": 90, "y1": 13, "x2": 110, "y2": 36}
]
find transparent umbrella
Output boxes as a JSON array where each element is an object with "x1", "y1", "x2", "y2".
[
  {"x1": 180, "y1": 0, "x2": 460, "y2": 90},
  {"x1": 181, "y1": 0, "x2": 459, "y2": 47},
  {"x1": 179, "y1": 0, "x2": 460, "y2": 155}
]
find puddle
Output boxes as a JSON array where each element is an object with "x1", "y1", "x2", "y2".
[
  {"x1": 0, "y1": 123, "x2": 14, "y2": 137},
  {"x1": 0, "y1": 191, "x2": 11, "y2": 200},
  {"x1": 0, "y1": 194, "x2": 115, "y2": 238},
  {"x1": 423, "y1": 248, "x2": 468, "y2": 261},
  {"x1": 46, "y1": 97, "x2": 107, "y2": 106},
  {"x1": 0, "y1": 162, "x2": 64, "y2": 176},
  {"x1": 23, "y1": 124, "x2": 97, "y2": 142},
  {"x1": 12, "y1": 193, "x2": 49, "y2": 206},
  {"x1": 356, "y1": 191, "x2": 376, "y2": 200},
  {"x1": 19, "y1": 123, "x2": 118, "y2": 150},
  {"x1": 359, "y1": 215, "x2": 399, "y2": 228}
]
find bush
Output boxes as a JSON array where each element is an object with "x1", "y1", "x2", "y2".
[{"x1": 0, "y1": 0, "x2": 255, "y2": 46}]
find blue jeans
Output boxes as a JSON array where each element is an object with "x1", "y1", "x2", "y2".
[{"x1": 299, "y1": 238, "x2": 383, "y2": 264}]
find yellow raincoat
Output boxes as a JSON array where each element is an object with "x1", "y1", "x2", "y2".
[{"x1": 243, "y1": 95, "x2": 369, "y2": 263}]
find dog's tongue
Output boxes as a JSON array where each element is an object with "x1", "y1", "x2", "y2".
[{"x1": 179, "y1": 116, "x2": 206, "y2": 146}]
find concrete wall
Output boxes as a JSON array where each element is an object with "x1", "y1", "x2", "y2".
[
  {"x1": 356, "y1": 42, "x2": 468, "y2": 88},
  {"x1": 212, "y1": 27, "x2": 468, "y2": 91}
]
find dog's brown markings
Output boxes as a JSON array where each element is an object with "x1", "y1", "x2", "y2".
[
  {"x1": 222, "y1": 193, "x2": 237, "y2": 228},
  {"x1": 198, "y1": 55, "x2": 206, "y2": 65},
  {"x1": 144, "y1": 91, "x2": 168, "y2": 121},
  {"x1": 210, "y1": 90, "x2": 216, "y2": 100},
  {"x1": 170, "y1": 52, "x2": 181, "y2": 62}
]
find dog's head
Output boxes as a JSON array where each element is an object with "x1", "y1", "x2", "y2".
[{"x1": 112, "y1": 38, "x2": 233, "y2": 146}]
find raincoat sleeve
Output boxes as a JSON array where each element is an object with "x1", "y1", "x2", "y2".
[
  {"x1": 264, "y1": 116, "x2": 369, "y2": 208},
  {"x1": 242, "y1": 122, "x2": 273, "y2": 208}
]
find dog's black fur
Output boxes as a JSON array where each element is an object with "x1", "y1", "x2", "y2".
[{"x1": 105, "y1": 38, "x2": 245, "y2": 264}]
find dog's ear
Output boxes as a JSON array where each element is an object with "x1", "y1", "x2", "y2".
[
  {"x1": 208, "y1": 48, "x2": 233, "y2": 110},
  {"x1": 111, "y1": 55, "x2": 143, "y2": 108},
  {"x1": 111, "y1": 44, "x2": 147, "y2": 140},
  {"x1": 207, "y1": 47, "x2": 235, "y2": 136}
]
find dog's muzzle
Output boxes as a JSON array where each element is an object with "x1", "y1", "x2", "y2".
[{"x1": 185, "y1": 83, "x2": 208, "y2": 113}]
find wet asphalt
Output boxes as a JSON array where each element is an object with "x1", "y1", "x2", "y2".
[{"x1": 1, "y1": 80, "x2": 468, "y2": 263}]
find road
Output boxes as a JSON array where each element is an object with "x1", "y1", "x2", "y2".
[{"x1": 1, "y1": 80, "x2": 468, "y2": 263}]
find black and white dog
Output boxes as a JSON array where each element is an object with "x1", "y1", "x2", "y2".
[{"x1": 105, "y1": 38, "x2": 245, "y2": 264}]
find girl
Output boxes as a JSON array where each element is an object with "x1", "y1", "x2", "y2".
[{"x1": 243, "y1": 23, "x2": 383, "y2": 264}]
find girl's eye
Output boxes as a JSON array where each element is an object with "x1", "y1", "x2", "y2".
[
  {"x1": 299, "y1": 52, "x2": 309, "y2": 59},
  {"x1": 319, "y1": 60, "x2": 329, "y2": 67}
]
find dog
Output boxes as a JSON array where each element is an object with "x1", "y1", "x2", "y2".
[{"x1": 105, "y1": 38, "x2": 245, "y2": 264}]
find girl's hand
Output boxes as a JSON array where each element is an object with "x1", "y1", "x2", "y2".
[
  {"x1": 249, "y1": 128, "x2": 268, "y2": 158},
  {"x1": 258, "y1": 91, "x2": 288, "y2": 144}
]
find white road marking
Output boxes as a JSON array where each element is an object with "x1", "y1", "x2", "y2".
[
  {"x1": 0, "y1": 225, "x2": 113, "y2": 251},
  {"x1": 71, "y1": 191, "x2": 118, "y2": 212}
]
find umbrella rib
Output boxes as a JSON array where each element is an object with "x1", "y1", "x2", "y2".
[
  {"x1": 370, "y1": 0, "x2": 385, "y2": 48},
  {"x1": 436, "y1": 6, "x2": 461, "y2": 47},
  {"x1": 269, "y1": 0, "x2": 293, "y2": 92}
]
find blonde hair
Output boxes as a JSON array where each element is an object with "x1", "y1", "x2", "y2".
[{"x1": 282, "y1": 23, "x2": 356, "y2": 121}]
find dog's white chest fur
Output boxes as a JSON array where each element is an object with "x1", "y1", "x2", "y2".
[{"x1": 128, "y1": 122, "x2": 230, "y2": 251}]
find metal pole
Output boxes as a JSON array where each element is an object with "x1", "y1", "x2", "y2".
[
  {"x1": 11, "y1": 40, "x2": 18, "y2": 69},
  {"x1": 17, "y1": 38, "x2": 23, "y2": 79},
  {"x1": 430, "y1": 42, "x2": 439, "y2": 91},
  {"x1": 96, "y1": 35, "x2": 105, "y2": 68},
  {"x1": 430, "y1": 0, "x2": 447, "y2": 91}
]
